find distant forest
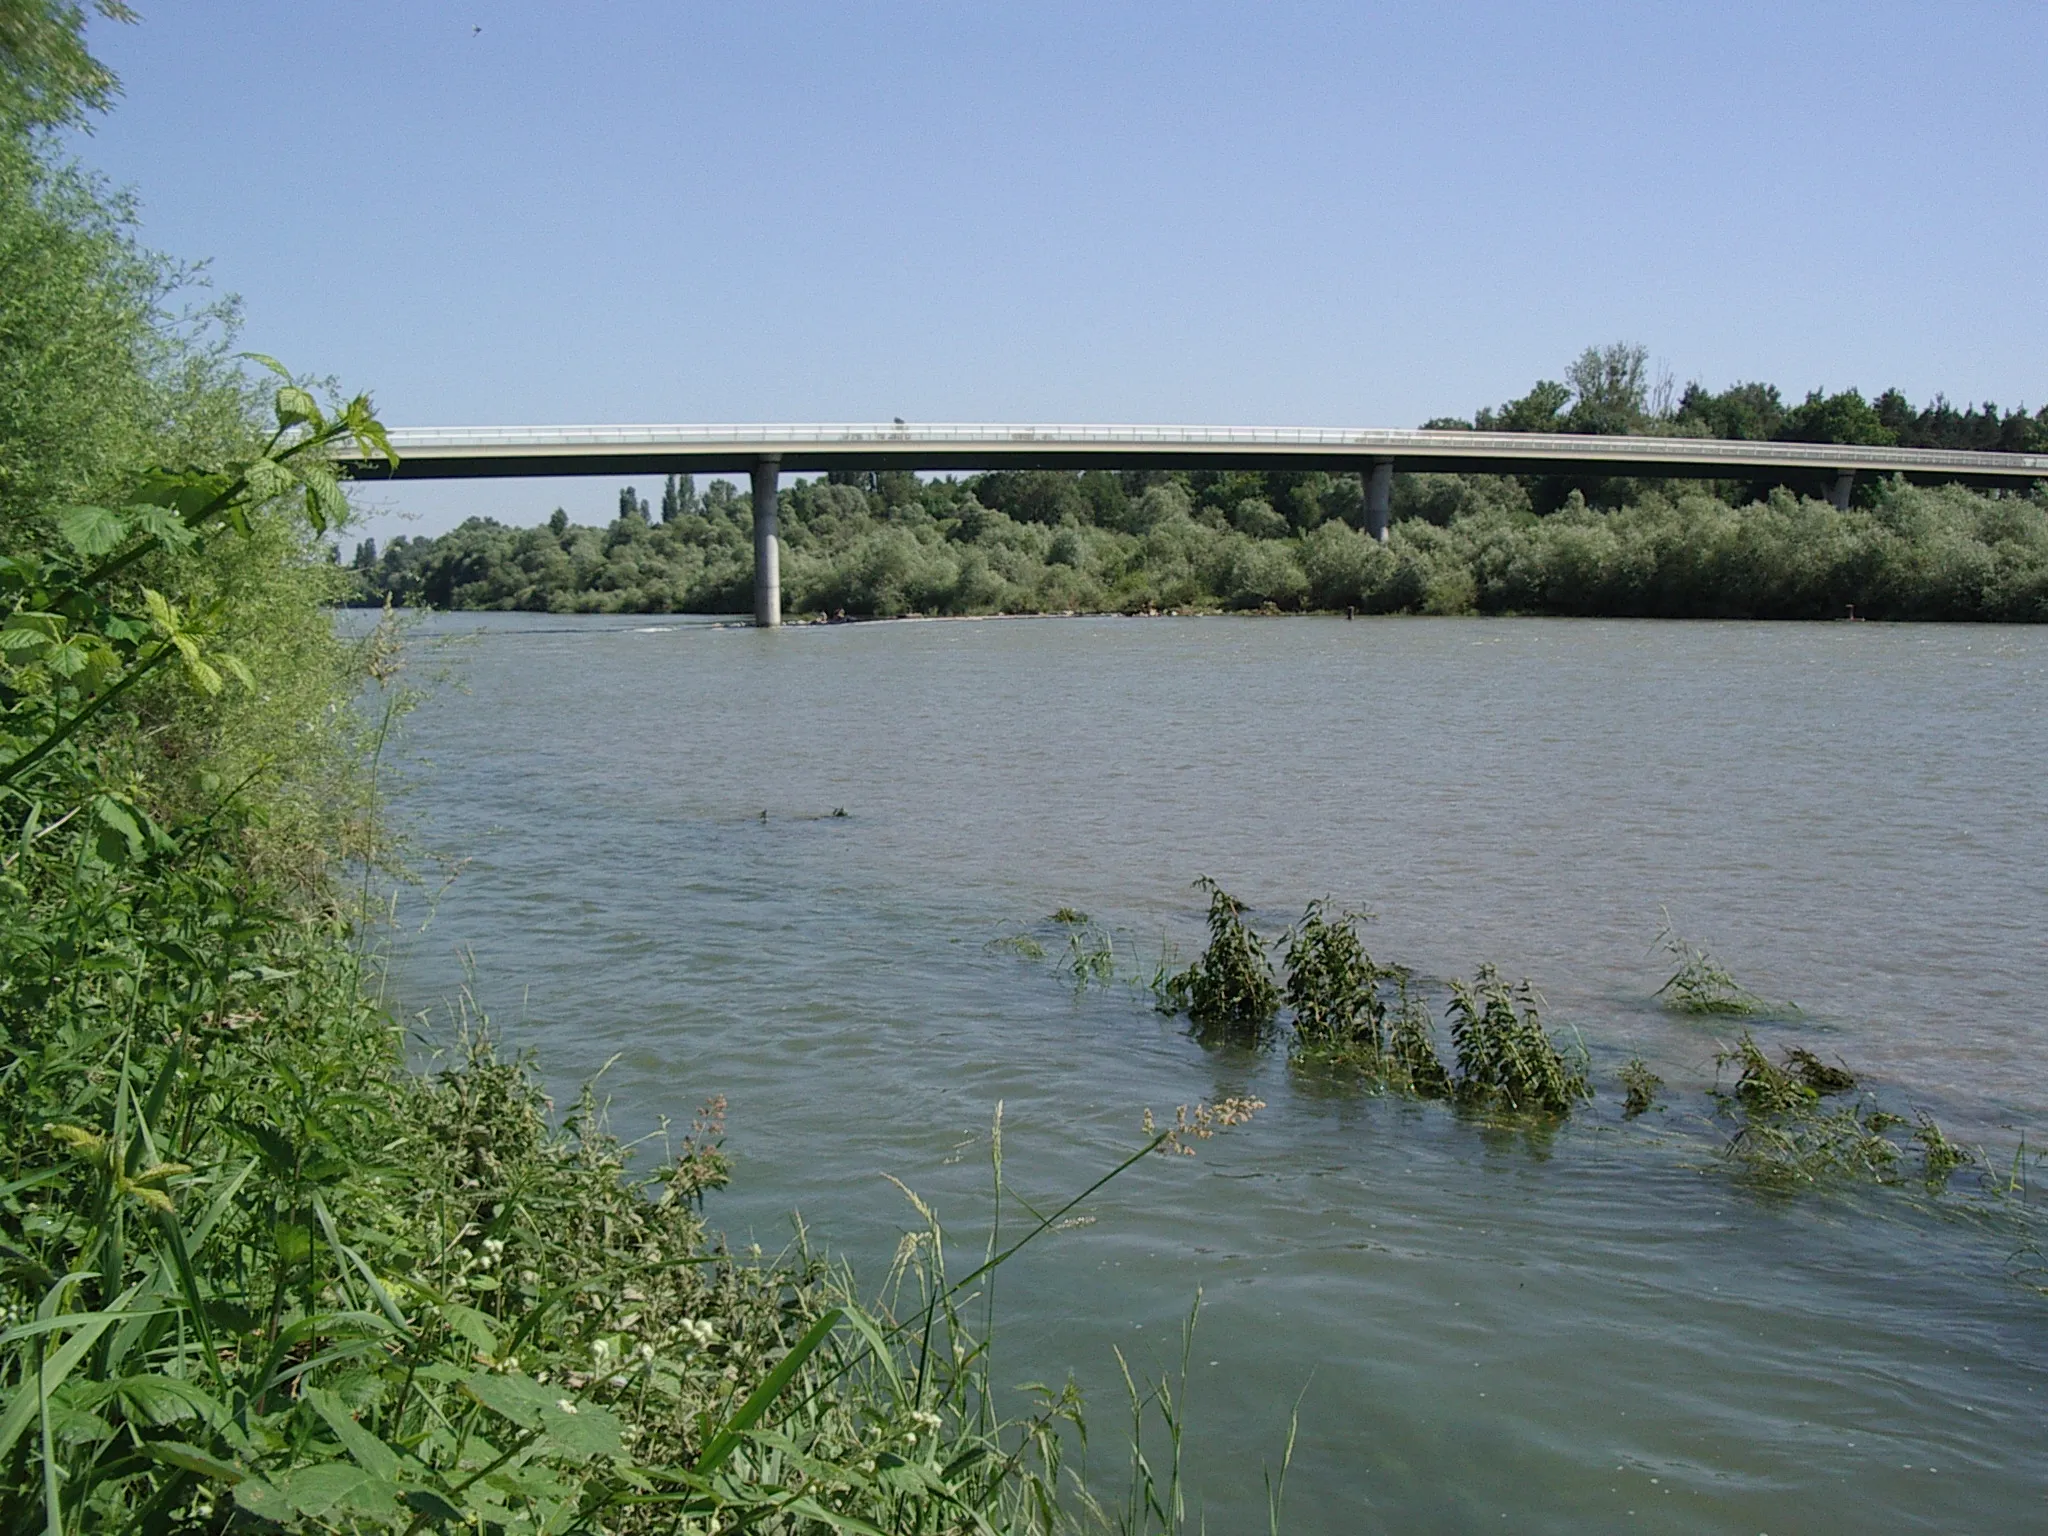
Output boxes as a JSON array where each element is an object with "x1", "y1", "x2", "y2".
[{"x1": 349, "y1": 346, "x2": 2048, "y2": 622}]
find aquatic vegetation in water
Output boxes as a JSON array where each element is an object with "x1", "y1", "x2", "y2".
[
  {"x1": 1384, "y1": 982, "x2": 1453, "y2": 1100},
  {"x1": 1168, "y1": 877, "x2": 1280, "y2": 1042},
  {"x1": 1784, "y1": 1046, "x2": 1856, "y2": 1094},
  {"x1": 1051, "y1": 906, "x2": 1090, "y2": 924},
  {"x1": 1620, "y1": 1058, "x2": 1664, "y2": 1118},
  {"x1": 986, "y1": 931, "x2": 1048, "y2": 960},
  {"x1": 1283, "y1": 900, "x2": 1390, "y2": 1055},
  {"x1": 1912, "y1": 1113, "x2": 1976, "y2": 1185},
  {"x1": 1719, "y1": 1032, "x2": 1823, "y2": 1115},
  {"x1": 1653, "y1": 912, "x2": 1781, "y2": 1016},
  {"x1": 1057, "y1": 918, "x2": 1119, "y2": 989},
  {"x1": 1714, "y1": 1031, "x2": 1921, "y2": 1187},
  {"x1": 1445, "y1": 965, "x2": 1593, "y2": 1115}
]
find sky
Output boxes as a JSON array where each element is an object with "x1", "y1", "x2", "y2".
[{"x1": 69, "y1": 0, "x2": 2048, "y2": 545}]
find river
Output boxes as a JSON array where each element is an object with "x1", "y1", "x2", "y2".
[{"x1": 376, "y1": 611, "x2": 2047, "y2": 1533}]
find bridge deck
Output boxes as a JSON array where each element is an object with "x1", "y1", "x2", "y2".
[{"x1": 338, "y1": 424, "x2": 2048, "y2": 486}]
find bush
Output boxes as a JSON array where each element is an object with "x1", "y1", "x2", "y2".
[{"x1": 1168, "y1": 878, "x2": 1280, "y2": 1042}]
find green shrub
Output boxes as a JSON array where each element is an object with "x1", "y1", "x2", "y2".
[
  {"x1": 1444, "y1": 966, "x2": 1591, "y2": 1115},
  {"x1": 1167, "y1": 878, "x2": 1280, "y2": 1042},
  {"x1": 1283, "y1": 902, "x2": 1388, "y2": 1056}
]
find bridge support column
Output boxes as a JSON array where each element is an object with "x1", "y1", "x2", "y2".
[
  {"x1": 752, "y1": 456, "x2": 782, "y2": 627},
  {"x1": 1829, "y1": 469, "x2": 1856, "y2": 511},
  {"x1": 1364, "y1": 458, "x2": 1394, "y2": 543}
]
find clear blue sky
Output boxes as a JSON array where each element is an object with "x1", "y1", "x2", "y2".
[{"x1": 72, "y1": 0, "x2": 2048, "y2": 544}]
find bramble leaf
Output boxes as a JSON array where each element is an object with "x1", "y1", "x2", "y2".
[
  {"x1": 274, "y1": 385, "x2": 322, "y2": 430},
  {"x1": 55, "y1": 504, "x2": 127, "y2": 555}
]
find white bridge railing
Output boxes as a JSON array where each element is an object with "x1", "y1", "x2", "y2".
[{"x1": 342, "y1": 423, "x2": 2048, "y2": 481}]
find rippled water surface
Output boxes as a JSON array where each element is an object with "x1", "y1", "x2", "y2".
[{"x1": 378, "y1": 612, "x2": 2048, "y2": 1532}]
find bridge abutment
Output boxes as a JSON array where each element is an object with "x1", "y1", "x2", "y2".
[
  {"x1": 1830, "y1": 469, "x2": 1856, "y2": 511},
  {"x1": 752, "y1": 456, "x2": 782, "y2": 627},
  {"x1": 1364, "y1": 458, "x2": 1394, "y2": 543}
]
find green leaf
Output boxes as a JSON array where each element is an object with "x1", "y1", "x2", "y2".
[
  {"x1": 115, "y1": 1375, "x2": 219, "y2": 1426},
  {"x1": 275, "y1": 384, "x2": 323, "y2": 430},
  {"x1": 277, "y1": 1460, "x2": 402, "y2": 1519},
  {"x1": 240, "y1": 351, "x2": 293, "y2": 381},
  {"x1": 341, "y1": 397, "x2": 399, "y2": 468},
  {"x1": 143, "y1": 1438, "x2": 244, "y2": 1482},
  {"x1": 141, "y1": 588, "x2": 176, "y2": 635},
  {"x1": 0, "y1": 1282, "x2": 138, "y2": 1464},
  {"x1": 303, "y1": 469, "x2": 348, "y2": 535},
  {"x1": 91, "y1": 796, "x2": 143, "y2": 863},
  {"x1": 130, "y1": 468, "x2": 234, "y2": 520},
  {"x1": 402, "y1": 1488, "x2": 464, "y2": 1521},
  {"x1": 3, "y1": 611, "x2": 63, "y2": 642},
  {"x1": 54, "y1": 504, "x2": 127, "y2": 556},
  {"x1": 692, "y1": 1308, "x2": 843, "y2": 1476},
  {"x1": 42, "y1": 640, "x2": 89, "y2": 678},
  {"x1": 241, "y1": 457, "x2": 293, "y2": 503},
  {"x1": 437, "y1": 1301, "x2": 499, "y2": 1356},
  {"x1": 181, "y1": 653, "x2": 223, "y2": 696},
  {"x1": 461, "y1": 1368, "x2": 553, "y2": 1429},
  {"x1": 539, "y1": 1396, "x2": 624, "y2": 1461},
  {"x1": 304, "y1": 1385, "x2": 401, "y2": 1482},
  {"x1": 132, "y1": 504, "x2": 197, "y2": 549}
]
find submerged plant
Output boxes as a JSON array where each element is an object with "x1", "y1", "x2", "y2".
[
  {"x1": 1169, "y1": 877, "x2": 1280, "y2": 1043},
  {"x1": 1718, "y1": 1033, "x2": 1821, "y2": 1116},
  {"x1": 1384, "y1": 982, "x2": 1453, "y2": 1100},
  {"x1": 1445, "y1": 966, "x2": 1592, "y2": 1115},
  {"x1": 1726, "y1": 1104, "x2": 1906, "y2": 1186},
  {"x1": 1785, "y1": 1046, "x2": 1856, "y2": 1094},
  {"x1": 1652, "y1": 912, "x2": 1778, "y2": 1015},
  {"x1": 986, "y1": 931, "x2": 1048, "y2": 960},
  {"x1": 1619, "y1": 1058, "x2": 1664, "y2": 1118},
  {"x1": 1714, "y1": 1031, "x2": 1915, "y2": 1187},
  {"x1": 1057, "y1": 918, "x2": 1118, "y2": 989},
  {"x1": 1913, "y1": 1113, "x2": 1976, "y2": 1186},
  {"x1": 1283, "y1": 900, "x2": 1388, "y2": 1056}
]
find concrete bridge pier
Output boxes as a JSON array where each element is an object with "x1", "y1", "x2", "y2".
[
  {"x1": 1830, "y1": 469, "x2": 1856, "y2": 511},
  {"x1": 751, "y1": 455, "x2": 782, "y2": 627},
  {"x1": 1363, "y1": 457, "x2": 1394, "y2": 543}
]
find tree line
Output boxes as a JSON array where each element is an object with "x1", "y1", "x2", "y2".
[{"x1": 348, "y1": 346, "x2": 2048, "y2": 621}]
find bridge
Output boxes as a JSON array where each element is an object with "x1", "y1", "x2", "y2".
[{"x1": 340, "y1": 424, "x2": 2048, "y2": 626}]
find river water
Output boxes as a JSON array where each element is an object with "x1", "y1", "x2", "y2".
[{"x1": 377, "y1": 612, "x2": 2047, "y2": 1532}]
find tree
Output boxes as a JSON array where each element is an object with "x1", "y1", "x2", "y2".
[
  {"x1": 548, "y1": 506, "x2": 569, "y2": 536},
  {"x1": 660, "y1": 472, "x2": 697, "y2": 522},
  {"x1": 1564, "y1": 343, "x2": 1650, "y2": 435},
  {"x1": 1675, "y1": 381, "x2": 1786, "y2": 441},
  {"x1": 1476, "y1": 380, "x2": 1570, "y2": 433},
  {"x1": 1774, "y1": 388, "x2": 1896, "y2": 447},
  {"x1": 617, "y1": 485, "x2": 650, "y2": 523},
  {"x1": 0, "y1": 0, "x2": 135, "y2": 128}
]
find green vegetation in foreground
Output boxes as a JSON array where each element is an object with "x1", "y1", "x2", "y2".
[
  {"x1": 3, "y1": 14, "x2": 1294, "y2": 1532},
  {"x1": 348, "y1": 344, "x2": 2048, "y2": 622}
]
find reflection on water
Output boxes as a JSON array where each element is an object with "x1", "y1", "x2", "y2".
[{"x1": 378, "y1": 612, "x2": 2048, "y2": 1533}]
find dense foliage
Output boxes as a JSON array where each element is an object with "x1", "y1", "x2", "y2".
[
  {"x1": 1, "y1": 11, "x2": 1144, "y2": 1532},
  {"x1": 349, "y1": 345, "x2": 2048, "y2": 622},
  {"x1": 351, "y1": 473, "x2": 2048, "y2": 623}
]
